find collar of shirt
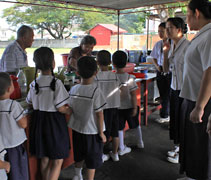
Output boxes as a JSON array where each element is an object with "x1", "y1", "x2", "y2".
[{"x1": 191, "y1": 23, "x2": 211, "y2": 42}]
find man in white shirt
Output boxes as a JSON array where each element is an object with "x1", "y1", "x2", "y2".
[{"x1": 0, "y1": 25, "x2": 34, "y2": 75}]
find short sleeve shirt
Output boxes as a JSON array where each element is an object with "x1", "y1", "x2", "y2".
[
  {"x1": 0, "y1": 99, "x2": 26, "y2": 148},
  {"x1": 68, "y1": 83, "x2": 106, "y2": 134},
  {"x1": 150, "y1": 40, "x2": 164, "y2": 66},
  {"x1": 116, "y1": 73, "x2": 138, "y2": 109},
  {"x1": 168, "y1": 37, "x2": 189, "y2": 90},
  {"x1": 26, "y1": 75, "x2": 70, "y2": 111},
  {"x1": 95, "y1": 71, "x2": 121, "y2": 109},
  {"x1": 180, "y1": 23, "x2": 211, "y2": 101},
  {"x1": 0, "y1": 41, "x2": 28, "y2": 73}
]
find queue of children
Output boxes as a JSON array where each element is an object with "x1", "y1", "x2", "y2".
[{"x1": 0, "y1": 46, "x2": 144, "y2": 180}]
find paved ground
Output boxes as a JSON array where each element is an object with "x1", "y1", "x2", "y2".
[{"x1": 59, "y1": 111, "x2": 186, "y2": 180}]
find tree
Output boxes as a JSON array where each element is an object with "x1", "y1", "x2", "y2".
[{"x1": 2, "y1": 0, "x2": 80, "y2": 39}]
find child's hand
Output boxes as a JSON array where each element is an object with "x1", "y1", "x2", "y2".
[
  {"x1": 5, "y1": 161, "x2": 10, "y2": 173},
  {"x1": 131, "y1": 108, "x2": 137, "y2": 117},
  {"x1": 99, "y1": 133, "x2": 107, "y2": 143}
]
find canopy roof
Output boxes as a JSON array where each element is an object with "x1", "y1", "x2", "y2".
[{"x1": 47, "y1": 0, "x2": 188, "y2": 11}]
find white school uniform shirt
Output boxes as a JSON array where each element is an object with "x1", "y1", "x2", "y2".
[
  {"x1": 168, "y1": 37, "x2": 189, "y2": 90},
  {"x1": 180, "y1": 23, "x2": 211, "y2": 101},
  {"x1": 0, "y1": 41, "x2": 28, "y2": 73},
  {"x1": 116, "y1": 73, "x2": 138, "y2": 109},
  {"x1": 0, "y1": 149, "x2": 7, "y2": 180},
  {"x1": 26, "y1": 75, "x2": 70, "y2": 111},
  {"x1": 0, "y1": 99, "x2": 26, "y2": 149},
  {"x1": 150, "y1": 40, "x2": 164, "y2": 66},
  {"x1": 68, "y1": 83, "x2": 106, "y2": 134},
  {"x1": 95, "y1": 71, "x2": 121, "y2": 109}
]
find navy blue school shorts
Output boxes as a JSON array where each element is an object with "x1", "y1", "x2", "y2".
[
  {"x1": 72, "y1": 130, "x2": 103, "y2": 169},
  {"x1": 104, "y1": 108, "x2": 119, "y2": 139},
  {"x1": 118, "y1": 106, "x2": 140, "y2": 130},
  {"x1": 5, "y1": 143, "x2": 29, "y2": 180}
]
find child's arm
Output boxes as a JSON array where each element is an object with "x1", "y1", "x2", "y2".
[
  {"x1": 96, "y1": 111, "x2": 106, "y2": 143},
  {"x1": 0, "y1": 160, "x2": 10, "y2": 173},
  {"x1": 57, "y1": 105, "x2": 73, "y2": 115},
  {"x1": 17, "y1": 116, "x2": 27, "y2": 129},
  {"x1": 130, "y1": 90, "x2": 137, "y2": 117}
]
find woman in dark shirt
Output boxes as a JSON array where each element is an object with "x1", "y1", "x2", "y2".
[{"x1": 67, "y1": 35, "x2": 96, "y2": 71}]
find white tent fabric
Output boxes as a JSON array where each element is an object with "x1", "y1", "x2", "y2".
[{"x1": 47, "y1": 0, "x2": 188, "y2": 11}]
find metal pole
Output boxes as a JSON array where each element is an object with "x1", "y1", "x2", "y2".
[
  {"x1": 146, "y1": 17, "x2": 149, "y2": 52},
  {"x1": 117, "y1": 10, "x2": 120, "y2": 50}
]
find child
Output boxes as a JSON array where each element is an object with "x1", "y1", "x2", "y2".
[
  {"x1": 0, "y1": 148, "x2": 10, "y2": 180},
  {"x1": 26, "y1": 47, "x2": 71, "y2": 180},
  {"x1": 68, "y1": 56, "x2": 106, "y2": 180},
  {"x1": 112, "y1": 50, "x2": 144, "y2": 156},
  {"x1": 0, "y1": 72, "x2": 28, "y2": 180},
  {"x1": 95, "y1": 50, "x2": 120, "y2": 162}
]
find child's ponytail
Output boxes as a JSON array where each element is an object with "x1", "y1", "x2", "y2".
[
  {"x1": 50, "y1": 68, "x2": 56, "y2": 92},
  {"x1": 34, "y1": 68, "x2": 39, "y2": 94}
]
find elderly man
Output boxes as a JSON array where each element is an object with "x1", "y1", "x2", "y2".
[{"x1": 0, "y1": 25, "x2": 34, "y2": 75}]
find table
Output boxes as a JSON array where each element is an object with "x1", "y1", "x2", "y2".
[{"x1": 138, "y1": 73, "x2": 161, "y2": 126}]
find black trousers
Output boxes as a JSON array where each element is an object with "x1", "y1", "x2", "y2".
[{"x1": 156, "y1": 71, "x2": 171, "y2": 118}]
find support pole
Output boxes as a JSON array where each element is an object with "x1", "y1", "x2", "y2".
[
  {"x1": 117, "y1": 10, "x2": 120, "y2": 50},
  {"x1": 146, "y1": 17, "x2": 149, "y2": 52}
]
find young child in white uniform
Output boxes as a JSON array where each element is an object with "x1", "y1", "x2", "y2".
[
  {"x1": 162, "y1": 17, "x2": 189, "y2": 164},
  {"x1": 0, "y1": 72, "x2": 28, "y2": 180},
  {"x1": 26, "y1": 47, "x2": 72, "y2": 180},
  {"x1": 68, "y1": 56, "x2": 106, "y2": 180},
  {"x1": 112, "y1": 50, "x2": 144, "y2": 156},
  {"x1": 95, "y1": 50, "x2": 121, "y2": 162}
]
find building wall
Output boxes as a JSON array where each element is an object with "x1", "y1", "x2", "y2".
[{"x1": 90, "y1": 25, "x2": 111, "y2": 45}]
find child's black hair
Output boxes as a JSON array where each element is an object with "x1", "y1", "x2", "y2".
[
  {"x1": 96, "y1": 50, "x2": 111, "y2": 66},
  {"x1": 77, "y1": 56, "x2": 97, "y2": 79},
  {"x1": 159, "y1": 22, "x2": 166, "y2": 28},
  {"x1": 112, "y1": 50, "x2": 128, "y2": 68},
  {"x1": 33, "y1": 47, "x2": 56, "y2": 94},
  {"x1": 0, "y1": 72, "x2": 12, "y2": 96}
]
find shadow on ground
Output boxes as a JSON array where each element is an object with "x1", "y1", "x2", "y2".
[{"x1": 59, "y1": 111, "x2": 185, "y2": 180}]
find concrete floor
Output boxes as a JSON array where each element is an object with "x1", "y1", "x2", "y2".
[{"x1": 59, "y1": 111, "x2": 186, "y2": 180}]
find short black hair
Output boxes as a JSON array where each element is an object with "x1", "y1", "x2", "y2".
[
  {"x1": 0, "y1": 72, "x2": 12, "y2": 96},
  {"x1": 112, "y1": 50, "x2": 128, "y2": 68},
  {"x1": 17, "y1": 25, "x2": 33, "y2": 39},
  {"x1": 80, "y1": 35, "x2": 96, "y2": 46},
  {"x1": 159, "y1": 22, "x2": 166, "y2": 28},
  {"x1": 188, "y1": 0, "x2": 211, "y2": 19},
  {"x1": 77, "y1": 56, "x2": 97, "y2": 79},
  {"x1": 97, "y1": 50, "x2": 111, "y2": 66}
]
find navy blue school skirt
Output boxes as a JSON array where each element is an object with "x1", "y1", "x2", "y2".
[
  {"x1": 29, "y1": 110, "x2": 70, "y2": 159},
  {"x1": 179, "y1": 99, "x2": 211, "y2": 180}
]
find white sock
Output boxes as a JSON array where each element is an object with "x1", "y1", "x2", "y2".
[
  {"x1": 135, "y1": 126, "x2": 144, "y2": 144},
  {"x1": 74, "y1": 167, "x2": 82, "y2": 178},
  {"x1": 118, "y1": 130, "x2": 125, "y2": 151}
]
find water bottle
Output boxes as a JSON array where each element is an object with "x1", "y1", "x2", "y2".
[{"x1": 17, "y1": 69, "x2": 27, "y2": 98}]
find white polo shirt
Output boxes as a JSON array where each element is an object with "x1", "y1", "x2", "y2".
[
  {"x1": 0, "y1": 99, "x2": 26, "y2": 149},
  {"x1": 0, "y1": 41, "x2": 28, "y2": 73},
  {"x1": 26, "y1": 75, "x2": 70, "y2": 112},
  {"x1": 150, "y1": 40, "x2": 164, "y2": 66},
  {"x1": 180, "y1": 23, "x2": 211, "y2": 101},
  {"x1": 168, "y1": 36, "x2": 189, "y2": 90},
  {"x1": 95, "y1": 71, "x2": 121, "y2": 109},
  {"x1": 68, "y1": 83, "x2": 106, "y2": 134},
  {"x1": 116, "y1": 73, "x2": 138, "y2": 109}
]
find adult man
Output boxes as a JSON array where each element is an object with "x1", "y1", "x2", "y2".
[{"x1": 0, "y1": 25, "x2": 34, "y2": 75}]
